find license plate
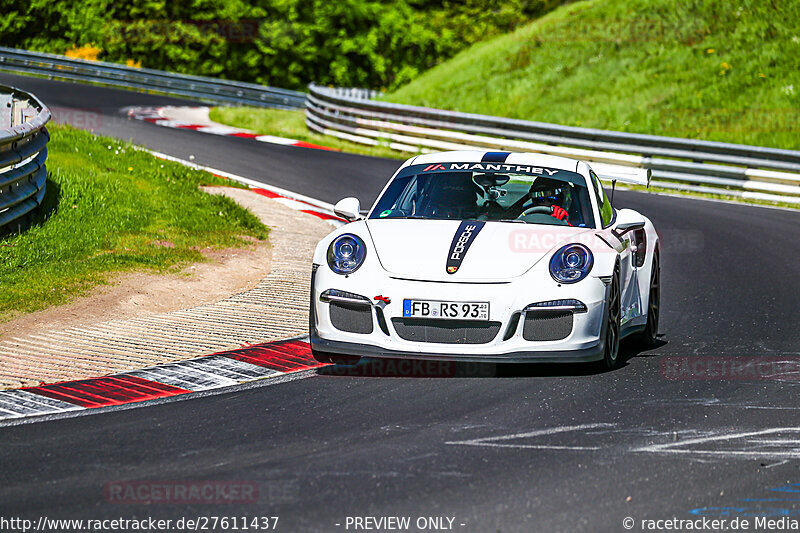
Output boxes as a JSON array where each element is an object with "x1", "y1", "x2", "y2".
[{"x1": 403, "y1": 299, "x2": 489, "y2": 320}]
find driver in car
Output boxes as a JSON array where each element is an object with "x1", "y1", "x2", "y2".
[{"x1": 509, "y1": 177, "x2": 573, "y2": 224}]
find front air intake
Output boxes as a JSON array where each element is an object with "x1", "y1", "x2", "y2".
[
  {"x1": 330, "y1": 301, "x2": 374, "y2": 334},
  {"x1": 391, "y1": 318, "x2": 501, "y2": 344},
  {"x1": 522, "y1": 311, "x2": 573, "y2": 341}
]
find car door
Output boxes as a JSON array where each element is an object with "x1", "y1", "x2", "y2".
[{"x1": 591, "y1": 172, "x2": 640, "y2": 324}]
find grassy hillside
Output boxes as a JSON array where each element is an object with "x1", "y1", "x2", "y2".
[
  {"x1": 0, "y1": 125, "x2": 267, "y2": 320},
  {"x1": 387, "y1": 0, "x2": 800, "y2": 150}
]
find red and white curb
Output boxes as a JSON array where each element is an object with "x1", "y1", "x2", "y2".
[
  {"x1": 127, "y1": 106, "x2": 336, "y2": 151},
  {"x1": 141, "y1": 148, "x2": 347, "y2": 227},
  {"x1": 0, "y1": 338, "x2": 324, "y2": 421}
]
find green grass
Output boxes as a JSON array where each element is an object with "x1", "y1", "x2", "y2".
[
  {"x1": 0, "y1": 125, "x2": 268, "y2": 321},
  {"x1": 386, "y1": 0, "x2": 800, "y2": 150},
  {"x1": 208, "y1": 107, "x2": 410, "y2": 160}
]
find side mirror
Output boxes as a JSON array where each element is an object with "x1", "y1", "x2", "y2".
[
  {"x1": 334, "y1": 197, "x2": 361, "y2": 222},
  {"x1": 612, "y1": 209, "x2": 645, "y2": 237}
]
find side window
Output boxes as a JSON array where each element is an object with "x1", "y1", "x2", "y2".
[{"x1": 591, "y1": 171, "x2": 614, "y2": 227}]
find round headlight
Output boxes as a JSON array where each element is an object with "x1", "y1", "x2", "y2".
[
  {"x1": 550, "y1": 243, "x2": 593, "y2": 284},
  {"x1": 327, "y1": 234, "x2": 367, "y2": 275}
]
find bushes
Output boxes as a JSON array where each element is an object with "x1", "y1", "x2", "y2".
[{"x1": 0, "y1": 0, "x2": 568, "y2": 90}]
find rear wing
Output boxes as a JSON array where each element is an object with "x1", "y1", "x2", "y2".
[{"x1": 590, "y1": 163, "x2": 652, "y2": 187}]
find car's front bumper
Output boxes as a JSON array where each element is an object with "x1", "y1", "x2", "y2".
[
  {"x1": 310, "y1": 333, "x2": 605, "y2": 363},
  {"x1": 311, "y1": 265, "x2": 610, "y2": 363}
]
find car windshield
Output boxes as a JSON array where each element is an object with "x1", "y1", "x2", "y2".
[{"x1": 369, "y1": 162, "x2": 596, "y2": 228}]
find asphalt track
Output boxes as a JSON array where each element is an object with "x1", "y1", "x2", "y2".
[{"x1": 3, "y1": 72, "x2": 800, "y2": 532}]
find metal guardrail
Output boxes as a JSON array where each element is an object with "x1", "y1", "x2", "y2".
[
  {"x1": 306, "y1": 84, "x2": 800, "y2": 204},
  {"x1": 0, "y1": 84, "x2": 50, "y2": 232},
  {"x1": 0, "y1": 47, "x2": 306, "y2": 110}
]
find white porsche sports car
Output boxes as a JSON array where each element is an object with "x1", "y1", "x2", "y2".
[{"x1": 310, "y1": 151, "x2": 660, "y2": 369}]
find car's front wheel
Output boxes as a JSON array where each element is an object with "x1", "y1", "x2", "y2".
[
  {"x1": 634, "y1": 252, "x2": 660, "y2": 348},
  {"x1": 601, "y1": 265, "x2": 622, "y2": 370}
]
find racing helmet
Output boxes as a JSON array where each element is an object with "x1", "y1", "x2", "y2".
[{"x1": 528, "y1": 177, "x2": 568, "y2": 207}]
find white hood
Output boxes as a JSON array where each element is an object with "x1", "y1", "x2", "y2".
[{"x1": 365, "y1": 219, "x2": 595, "y2": 282}]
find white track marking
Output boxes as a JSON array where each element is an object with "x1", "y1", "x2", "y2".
[
  {"x1": 634, "y1": 428, "x2": 800, "y2": 458},
  {"x1": 445, "y1": 423, "x2": 616, "y2": 450}
]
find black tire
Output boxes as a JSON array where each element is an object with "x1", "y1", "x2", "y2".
[
  {"x1": 634, "y1": 253, "x2": 660, "y2": 348},
  {"x1": 601, "y1": 265, "x2": 622, "y2": 370},
  {"x1": 311, "y1": 347, "x2": 332, "y2": 364}
]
